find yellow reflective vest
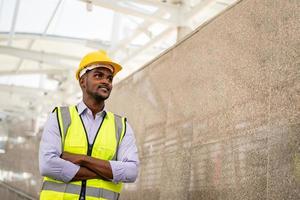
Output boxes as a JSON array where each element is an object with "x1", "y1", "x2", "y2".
[{"x1": 40, "y1": 106, "x2": 126, "y2": 200}]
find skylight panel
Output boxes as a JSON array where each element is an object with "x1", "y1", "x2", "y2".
[
  {"x1": 15, "y1": 0, "x2": 60, "y2": 33},
  {"x1": 0, "y1": 0, "x2": 16, "y2": 32},
  {"x1": 47, "y1": 0, "x2": 114, "y2": 41}
]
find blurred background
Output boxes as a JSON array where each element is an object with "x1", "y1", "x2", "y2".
[{"x1": 0, "y1": 0, "x2": 299, "y2": 199}]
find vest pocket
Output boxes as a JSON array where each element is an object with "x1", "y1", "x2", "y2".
[
  {"x1": 64, "y1": 138, "x2": 86, "y2": 154},
  {"x1": 93, "y1": 146, "x2": 114, "y2": 160},
  {"x1": 69, "y1": 138, "x2": 85, "y2": 147}
]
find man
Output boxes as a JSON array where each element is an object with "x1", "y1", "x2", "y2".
[{"x1": 39, "y1": 50, "x2": 139, "y2": 200}]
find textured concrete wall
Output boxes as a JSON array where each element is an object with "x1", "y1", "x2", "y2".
[{"x1": 107, "y1": 0, "x2": 300, "y2": 199}]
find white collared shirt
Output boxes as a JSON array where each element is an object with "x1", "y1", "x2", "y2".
[{"x1": 39, "y1": 101, "x2": 139, "y2": 183}]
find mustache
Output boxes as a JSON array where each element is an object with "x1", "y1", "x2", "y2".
[{"x1": 97, "y1": 84, "x2": 111, "y2": 90}]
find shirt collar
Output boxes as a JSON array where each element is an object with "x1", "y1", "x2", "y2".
[{"x1": 77, "y1": 101, "x2": 106, "y2": 117}]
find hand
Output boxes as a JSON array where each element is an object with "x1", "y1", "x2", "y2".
[{"x1": 61, "y1": 152, "x2": 84, "y2": 165}]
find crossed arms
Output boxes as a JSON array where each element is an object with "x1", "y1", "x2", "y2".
[
  {"x1": 39, "y1": 111, "x2": 139, "y2": 183},
  {"x1": 61, "y1": 152, "x2": 113, "y2": 181}
]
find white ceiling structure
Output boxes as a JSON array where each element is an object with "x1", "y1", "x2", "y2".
[{"x1": 0, "y1": 0, "x2": 237, "y2": 144}]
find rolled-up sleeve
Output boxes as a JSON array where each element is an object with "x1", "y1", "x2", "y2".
[
  {"x1": 39, "y1": 111, "x2": 80, "y2": 183},
  {"x1": 109, "y1": 122, "x2": 139, "y2": 183}
]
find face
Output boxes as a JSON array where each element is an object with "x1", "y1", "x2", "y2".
[{"x1": 80, "y1": 67, "x2": 113, "y2": 102}]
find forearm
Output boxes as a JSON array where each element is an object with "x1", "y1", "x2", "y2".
[
  {"x1": 71, "y1": 166, "x2": 99, "y2": 181},
  {"x1": 61, "y1": 152, "x2": 113, "y2": 180},
  {"x1": 81, "y1": 156, "x2": 113, "y2": 180}
]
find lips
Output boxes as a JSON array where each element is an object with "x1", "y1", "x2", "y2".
[{"x1": 98, "y1": 85, "x2": 110, "y2": 92}]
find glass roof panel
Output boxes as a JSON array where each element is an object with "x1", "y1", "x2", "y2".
[
  {"x1": 46, "y1": 0, "x2": 114, "y2": 41},
  {"x1": 15, "y1": 0, "x2": 60, "y2": 33},
  {"x1": 0, "y1": 0, "x2": 16, "y2": 32}
]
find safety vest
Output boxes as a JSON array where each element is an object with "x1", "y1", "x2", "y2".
[{"x1": 40, "y1": 106, "x2": 126, "y2": 200}]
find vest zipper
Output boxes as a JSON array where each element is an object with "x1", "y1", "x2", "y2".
[
  {"x1": 78, "y1": 144, "x2": 92, "y2": 200},
  {"x1": 76, "y1": 106, "x2": 107, "y2": 200}
]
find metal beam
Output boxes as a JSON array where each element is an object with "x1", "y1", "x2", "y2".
[
  {"x1": 0, "y1": 31, "x2": 157, "y2": 50},
  {"x1": 0, "y1": 103, "x2": 46, "y2": 119},
  {"x1": 121, "y1": 27, "x2": 174, "y2": 64},
  {"x1": 0, "y1": 84, "x2": 75, "y2": 111},
  {"x1": 0, "y1": 32, "x2": 110, "y2": 49},
  {"x1": 109, "y1": 20, "x2": 153, "y2": 55},
  {"x1": 123, "y1": 0, "x2": 179, "y2": 13},
  {"x1": 217, "y1": 0, "x2": 235, "y2": 6},
  {"x1": 7, "y1": 0, "x2": 20, "y2": 46},
  {"x1": 0, "y1": 45, "x2": 80, "y2": 69},
  {"x1": 118, "y1": 0, "x2": 219, "y2": 66},
  {"x1": 0, "y1": 84, "x2": 49, "y2": 96},
  {"x1": 0, "y1": 32, "x2": 145, "y2": 51},
  {"x1": 0, "y1": 69, "x2": 69, "y2": 76},
  {"x1": 78, "y1": 0, "x2": 177, "y2": 25},
  {"x1": 109, "y1": 12, "x2": 121, "y2": 51},
  {"x1": 183, "y1": 0, "x2": 216, "y2": 20},
  {"x1": 109, "y1": 9, "x2": 166, "y2": 56}
]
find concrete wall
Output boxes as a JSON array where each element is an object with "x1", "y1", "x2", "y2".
[{"x1": 107, "y1": 0, "x2": 300, "y2": 199}]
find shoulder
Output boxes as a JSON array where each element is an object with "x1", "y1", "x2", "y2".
[
  {"x1": 51, "y1": 107, "x2": 58, "y2": 113},
  {"x1": 51, "y1": 105, "x2": 73, "y2": 113},
  {"x1": 114, "y1": 114, "x2": 127, "y2": 121},
  {"x1": 107, "y1": 111, "x2": 127, "y2": 120}
]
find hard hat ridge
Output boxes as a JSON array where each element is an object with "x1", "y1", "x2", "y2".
[{"x1": 76, "y1": 50, "x2": 122, "y2": 80}]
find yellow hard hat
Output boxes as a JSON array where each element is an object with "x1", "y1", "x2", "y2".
[{"x1": 76, "y1": 50, "x2": 122, "y2": 80}]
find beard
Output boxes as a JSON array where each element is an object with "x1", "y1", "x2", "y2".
[
  {"x1": 86, "y1": 81, "x2": 110, "y2": 102},
  {"x1": 86, "y1": 89, "x2": 109, "y2": 102},
  {"x1": 82, "y1": 76, "x2": 112, "y2": 103}
]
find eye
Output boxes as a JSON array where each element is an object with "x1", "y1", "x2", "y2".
[
  {"x1": 94, "y1": 72, "x2": 103, "y2": 79},
  {"x1": 108, "y1": 76, "x2": 113, "y2": 82}
]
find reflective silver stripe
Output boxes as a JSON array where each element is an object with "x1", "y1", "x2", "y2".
[
  {"x1": 60, "y1": 106, "x2": 71, "y2": 141},
  {"x1": 42, "y1": 181, "x2": 119, "y2": 200},
  {"x1": 42, "y1": 181, "x2": 81, "y2": 194},
  {"x1": 86, "y1": 187, "x2": 119, "y2": 200},
  {"x1": 112, "y1": 115, "x2": 123, "y2": 160}
]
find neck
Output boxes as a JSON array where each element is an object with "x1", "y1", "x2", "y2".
[{"x1": 83, "y1": 96, "x2": 104, "y2": 117}]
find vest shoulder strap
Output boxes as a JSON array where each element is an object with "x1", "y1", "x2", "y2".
[
  {"x1": 55, "y1": 106, "x2": 71, "y2": 146},
  {"x1": 60, "y1": 106, "x2": 71, "y2": 141},
  {"x1": 112, "y1": 114, "x2": 127, "y2": 160}
]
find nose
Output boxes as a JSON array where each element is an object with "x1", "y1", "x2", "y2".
[
  {"x1": 103, "y1": 77, "x2": 111, "y2": 84},
  {"x1": 98, "y1": 77, "x2": 112, "y2": 86}
]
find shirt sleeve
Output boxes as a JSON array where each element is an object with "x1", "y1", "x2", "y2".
[
  {"x1": 109, "y1": 122, "x2": 139, "y2": 183},
  {"x1": 39, "y1": 110, "x2": 80, "y2": 183}
]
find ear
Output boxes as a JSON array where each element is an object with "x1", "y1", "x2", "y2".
[{"x1": 79, "y1": 76, "x2": 86, "y2": 89}]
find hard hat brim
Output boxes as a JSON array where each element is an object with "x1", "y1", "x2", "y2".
[{"x1": 76, "y1": 61, "x2": 122, "y2": 80}]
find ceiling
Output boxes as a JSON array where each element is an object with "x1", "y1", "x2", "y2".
[{"x1": 0, "y1": 0, "x2": 237, "y2": 143}]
